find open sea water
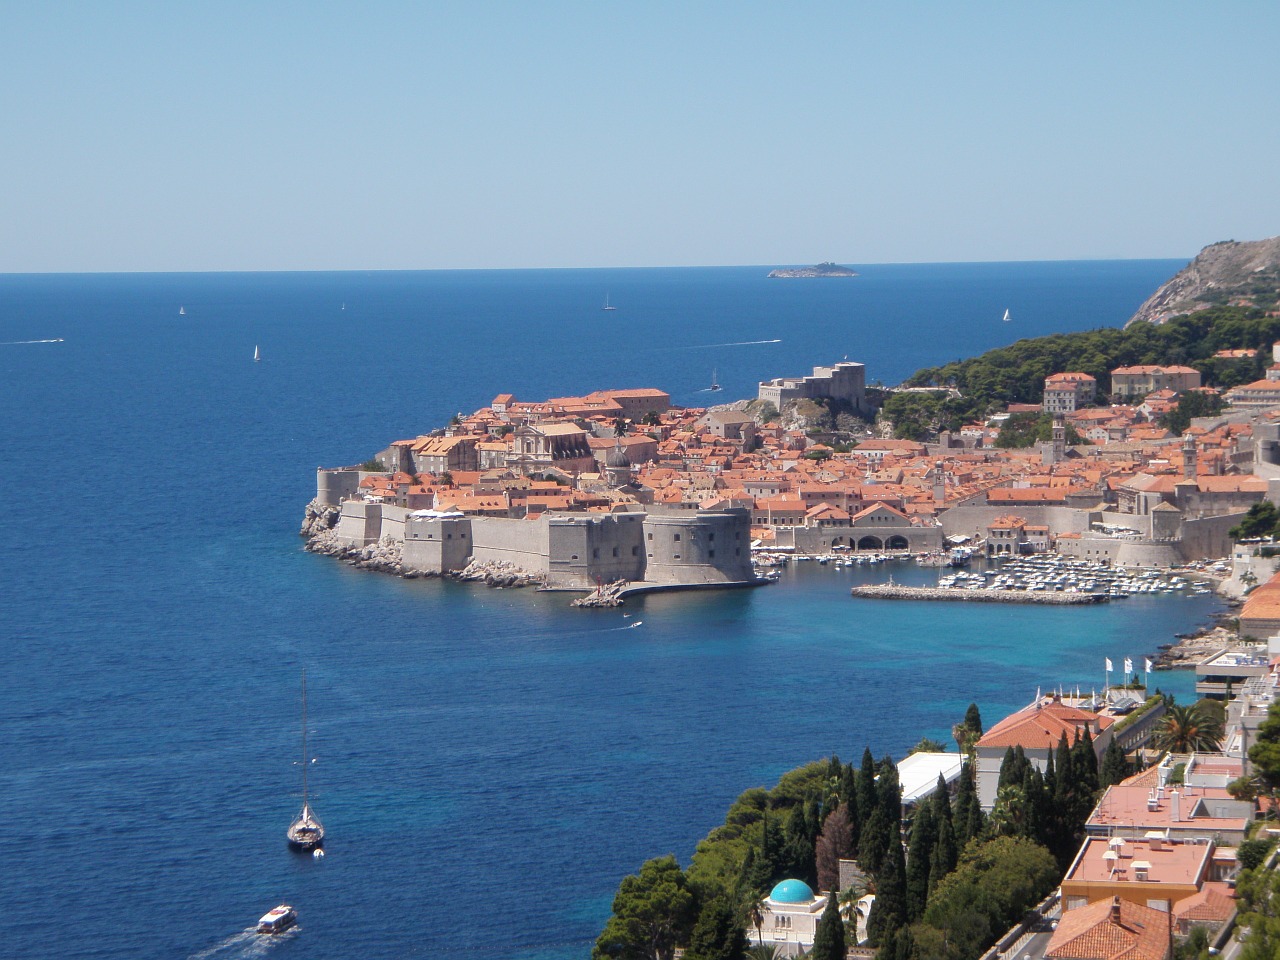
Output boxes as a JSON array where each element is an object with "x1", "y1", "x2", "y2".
[{"x1": 0, "y1": 261, "x2": 1219, "y2": 959}]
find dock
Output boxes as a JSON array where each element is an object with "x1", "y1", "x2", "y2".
[{"x1": 851, "y1": 585, "x2": 1110, "y2": 605}]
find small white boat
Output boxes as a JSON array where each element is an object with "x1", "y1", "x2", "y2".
[
  {"x1": 253, "y1": 345, "x2": 261, "y2": 362},
  {"x1": 257, "y1": 904, "x2": 297, "y2": 934},
  {"x1": 179, "y1": 306, "x2": 186, "y2": 316},
  {"x1": 1002, "y1": 308, "x2": 1010, "y2": 322},
  {"x1": 602, "y1": 293, "x2": 617, "y2": 311}
]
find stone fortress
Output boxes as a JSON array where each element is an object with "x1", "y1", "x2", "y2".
[
  {"x1": 756, "y1": 360, "x2": 868, "y2": 415},
  {"x1": 315, "y1": 490, "x2": 757, "y2": 592}
]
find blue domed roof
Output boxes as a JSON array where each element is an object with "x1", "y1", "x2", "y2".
[{"x1": 769, "y1": 879, "x2": 815, "y2": 904}]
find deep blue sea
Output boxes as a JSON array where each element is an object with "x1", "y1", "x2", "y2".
[{"x1": 1, "y1": 261, "x2": 1220, "y2": 959}]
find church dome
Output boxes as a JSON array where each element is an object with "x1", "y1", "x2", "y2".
[
  {"x1": 605, "y1": 443, "x2": 630, "y2": 468},
  {"x1": 769, "y1": 879, "x2": 815, "y2": 903}
]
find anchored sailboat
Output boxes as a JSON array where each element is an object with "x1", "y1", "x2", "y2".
[
  {"x1": 602, "y1": 293, "x2": 617, "y2": 311},
  {"x1": 286, "y1": 670, "x2": 324, "y2": 851},
  {"x1": 254, "y1": 345, "x2": 261, "y2": 362}
]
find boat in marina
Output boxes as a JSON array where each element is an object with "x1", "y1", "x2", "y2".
[
  {"x1": 286, "y1": 671, "x2": 324, "y2": 851},
  {"x1": 257, "y1": 904, "x2": 297, "y2": 934}
]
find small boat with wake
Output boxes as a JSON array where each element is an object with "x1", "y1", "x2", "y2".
[{"x1": 257, "y1": 904, "x2": 297, "y2": 934}]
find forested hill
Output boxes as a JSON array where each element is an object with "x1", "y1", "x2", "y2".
[
  {"x1": 904, "y1": 306, "x2": 1280, "y2": 405},
  {"x1": 1127, "y1": 237, "x2": 1280, "y2": 326}
]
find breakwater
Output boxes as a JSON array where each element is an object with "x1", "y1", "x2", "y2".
[{"x1": 851, "y1": 585, "x2": 1109, "y2": 605}]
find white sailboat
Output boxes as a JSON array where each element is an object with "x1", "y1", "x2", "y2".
[
  {"x1": 602, "y1": 293, "x2": 617, "y2": 311},
  {"x1": 253, "y1": 345, "x2": 261, "y2": 362},
  {"x1": 709, "y1": 369, "x2": 722, "y2": 392},
  {"x1": 1002, "y1": 308, "x2": 1011, "y2": 322},
  {"x1": 179, "y1": 306, "x2": 185, "y2": 316},
  {"x1": 286, "y1": 670, "x2": 324, "y2": 851}
]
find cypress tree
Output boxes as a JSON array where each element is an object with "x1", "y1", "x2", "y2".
[
  {"x1": 928, "y1": 807, "x2": 958, "y2": 896},
  {"x1": 1100, "y1": 737, "x2": 1130, "y2": 789},
  {"x1": 997, "y1": 746, "x2": 1018, "y2": 789},
  {"x1": 857, "y1": 748, "x2": 878, "y2": 826},
  {"x1": 952, "y1": 762, "x2": 982, "y2": 850},
  {"x1": 809, "y1": 889, "x2": 846, "y2": 960},
  {"x1": 866, "y1": 832, "x2": 907, "y2": 946},
  {"x1": 685, "y1": 895, "x2": 748, "y2": 960},
  {"x1": 756, "y1": 810, "x2": 783, "y2": 889},
  {"x1": 964, "y1": 703, "x2": 983, "y2": 738},
  {"x1": 904, "y1": 802, "x2": 935, "y2": 920},
  {"x1": 858, "y1": 806, "x2": 890, "y2": 876},
  {"x1": 931, "y1": 773, "x2": 952, "y2": 828},
  {"x1": 877, "y1": 757, "x2": 902, "y2": 824},
  {"x1": 781, "y1": 803, "x2": 817, "y2": 887},
  {"x1": 841, "y1": 762, "x2": 860, "y2": 834}
]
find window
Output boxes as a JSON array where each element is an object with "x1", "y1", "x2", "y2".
[
  {"x1": 612, "y1": 547, "x2": 618, "y2": 557},
  {"x1": 708, "y1": 550, "x2": 715, "y2": 558},
  {"x1": 673, "y1": 533, "x2": 681, "y2": 542},
  {"x1": 709, "y1": 532, "x2": 715, "y2": 541},
  {"x1": 647, "y1": 532, "x2": 653, "y2": 541}
]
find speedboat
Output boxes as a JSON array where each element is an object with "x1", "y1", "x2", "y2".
[{"x1": 257, "y1": 904, "x2": 297, "y2": 934}]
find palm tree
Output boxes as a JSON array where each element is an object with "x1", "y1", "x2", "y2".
[
  {"x1": 1152, "y1": 704, "x2": 1224, "y2": 753},
  {"x1": 746, "y1": 896, "x2": 766, "y2": 947},
  {"x1": 747, "y1": 945, "x2": 780, "y2": 960}
]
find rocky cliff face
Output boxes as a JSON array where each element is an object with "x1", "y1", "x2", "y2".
[{"x1": 1126, "y1": 236, "x2": 1280, "y2": 326}]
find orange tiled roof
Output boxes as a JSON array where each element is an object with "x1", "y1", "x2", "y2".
[{"x1": 1045, "y1": 897, "x2": 1169, "y2": 960}]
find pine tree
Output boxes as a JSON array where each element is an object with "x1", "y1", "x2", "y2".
[
  {"x1": 904, "y1": 802, "x2": 935, "y2": 920},
  {"x1": 685, "y1": 895, "x2": 748, "y2": 960},
  {"x1": 928, "y1": 808, "x2": 957, "y2": 896},
  {"x1": 809, "y1": 889, "x2": 846, "y2": 960},
  {"x1": 866, "y1": 832, "x2": 907, "y2": 945}
]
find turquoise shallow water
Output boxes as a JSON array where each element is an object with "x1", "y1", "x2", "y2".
[{"x1": 0, "y1": 262, "x2": 1213, "y2": 959}]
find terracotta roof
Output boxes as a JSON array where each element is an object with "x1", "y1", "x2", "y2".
[
  {"x1": 978, "y1": 699, "x2": 1114, "y2": 751},
  {"x1": 1173, "y1": 883, "x2": 1236, "y2": 923},
  {"x1": 1045, "y1": 897, "x2": 1169, "y2": 960}
]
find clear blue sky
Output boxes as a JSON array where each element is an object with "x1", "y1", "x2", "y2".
[{"x1": 1, "y1": 2, "x2": 1277, "y2": 272}]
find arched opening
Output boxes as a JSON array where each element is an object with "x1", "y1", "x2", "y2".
[
  {"x1": 857, "y1": 535, "x2": 883, "y2": 551},
  {"x1": 831, "y1": 536, "x2": 848, "y2": 549},
  {"x1": 887, "y1": 535, "x2": 909, "y2": 551}
]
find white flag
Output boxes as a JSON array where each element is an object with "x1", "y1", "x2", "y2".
[
  {"x1": 1145, "y1": 658, "x2": 1153, "y2": 673},
  {"x1": 1106, "y1": 658, "x2": 1114, "y2": 672},
  {"x1": 1124, "y1": 657, "x2": 1133, "y2": 675}
]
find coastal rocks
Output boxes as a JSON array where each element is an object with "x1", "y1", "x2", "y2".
[
  {"x1": 1152, "y1": 625, "x2": 1238, "y2": 668},
  {"x1": 571, "y1": 581, "x2": 627, "y2": 607},
  {"x1": 300, "y1": 499, "x2": 340, "y2": 538},
  {"x1": 450, "y1": 558, "x2": 541, "y2": 588}
]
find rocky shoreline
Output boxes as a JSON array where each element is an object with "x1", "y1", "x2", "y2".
[
  {"x1": 1151, "y1": 598, "x2": 1244, "y2": 668},
  {"x1": 300, "y1": 499, "x2": 543, "y2": 587}
]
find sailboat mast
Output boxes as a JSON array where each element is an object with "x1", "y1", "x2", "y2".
[{"x1": 300, "y1": 670, "x2": 308, "y2": 808}]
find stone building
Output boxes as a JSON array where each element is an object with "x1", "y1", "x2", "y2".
[
  {"x1": 757, "y1": 361, "x2": 867, "y2": 414},
  {"x1": 1043, "y1": 372, "x2": 1097, "y2": 415}
]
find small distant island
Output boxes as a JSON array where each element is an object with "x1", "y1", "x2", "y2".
[{"x1": 767, "y1": 261, "x2": 858, "y2": 278}]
